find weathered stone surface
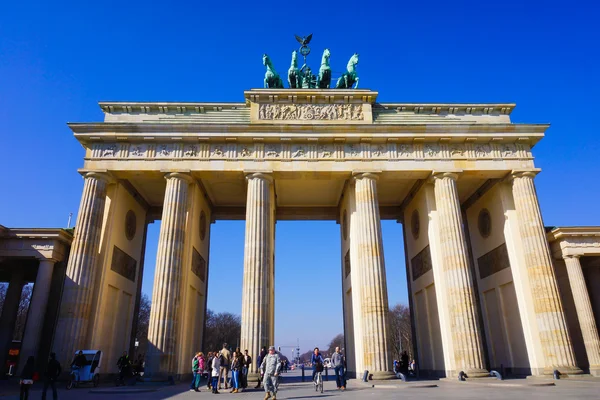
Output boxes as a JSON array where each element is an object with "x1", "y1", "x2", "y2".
[
  {"x1": 146, "y1": 172, "x2": 193, "y2": 377},
  {"x1": 432, "y1": 172, "x2": 488, "y2": 378},
  {"x1": 240, "y1": 173, "x2": 275, "y2": 375},
  {"x1": 511, "y1": 171, "x2": 581, "y2": 375}
]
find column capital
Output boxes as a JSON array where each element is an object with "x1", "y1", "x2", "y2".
[
  {"x1": 164, "y1": 171, "x2": 194, "y2": 183},
  {"x1": 509, "y1": 168, "x2": 541, "y2": 181},
  {"x1": 81, "y1": 171, "x2": 115, "y2": 184},
  {"x1": 352, "y1": 171, "x2": 381, "y2": 181},
  {"x1": 430, "y1": 170, "x2": 462, "y2": 182},
  {"x1": 245, "y1": 171, "x2": 274, "y2": 183},
  {"x1": 563, "y1": 254, "x2": 581, "y2": 260}
]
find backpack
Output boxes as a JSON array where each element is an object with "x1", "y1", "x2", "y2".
[{"x1": 315, "y1": 361, "x2": 324, "y2": 372}]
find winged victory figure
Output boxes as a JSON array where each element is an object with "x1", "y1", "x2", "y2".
[{"x1": 295, "y1": 33, "x2": 313, "y2": 47}]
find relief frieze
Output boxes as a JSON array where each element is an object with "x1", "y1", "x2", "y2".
[
  {"x1": 258, "y1": 103, "x2": 364, "y2": 121},
  {"x1": 91, "y1": 141, "x2": 531, "y2": 162}
]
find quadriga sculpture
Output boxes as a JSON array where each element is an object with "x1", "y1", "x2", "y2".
[
  {"x1": 263, "y1": 54, "x2": 284, "y2": 89},
  {"x1": 335, "y1": 53, "x2": 359, "y2": 89},
  {"x1": 316, "y1": 49, "x2": 331, "y2": 89}
]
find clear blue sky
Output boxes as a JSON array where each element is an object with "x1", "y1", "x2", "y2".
[{"x1": 1, "y1": 0, "x2": 599, "y2": 353}]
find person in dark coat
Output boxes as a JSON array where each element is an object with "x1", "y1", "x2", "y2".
[
  {"x1": 20, "y1": 356, "x2": 35, "y2": 400},
  {"x1": 42, "y1": 352, "x2": 61, "y2": 400},
  {"x1": 254, "y1": 346, "x2": 267, "y2": 389}
]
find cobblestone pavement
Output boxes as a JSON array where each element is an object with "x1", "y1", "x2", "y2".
[{"x1": 1, "y1": 370, "x2": 600, "y2": 399}]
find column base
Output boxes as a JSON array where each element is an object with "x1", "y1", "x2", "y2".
[
  {"x1": 370, "y1": 371, "x2": 396, "y2": 380},
  {"x1": 247, "y1": 372, "x2": 261, "y2": 382},
  {"x1": 590, "y1": 366, "x2": 600, "y2": 377},
  {"x1": 542, "y1": 366, "x2": 583, "y2": 376},
  {"x1": 464, "y1": 367, "x2": 491, "y2": 378}
]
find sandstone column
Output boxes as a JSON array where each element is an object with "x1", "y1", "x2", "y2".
[
  {"x1": 147, "y1": 172, "x2": 193, "y2": 377},
  {"x1": 0, "y1": 271, "x2": 25, "y2": 375},
  {"x1": 432, "y1": 172, "x2": 488, "y2": 377},
  {"x1": 240, "y1": 172, "x2": 275, "y2": 376},
  {"x1": 54, "y1": 171, "x2": 111, "y2": 364},
  {"x1": 353, "y1": 172, "x2": 394, "y2": 379},
  {"x1": 563, "y1": 255, "x2": 600, "y2": 375},
  {"x1": 18, "y1": 259, "x2": 55, "y2": 372},
  {"x1": 510, "y1": 171, "x2": 581, "y2": 375}
]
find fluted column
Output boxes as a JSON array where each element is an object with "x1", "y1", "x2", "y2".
[
  {"x1": 432, "y1": 172, "x2": 488, "y2": 377},
  {"x1": 18, "y1": 259, "x2": 56, "y2": 372},
  {"x1": 240, "y1": 173, "x2": 275, "y2": 376},
  {"x1": 147, "y1": 172, "x2": 193, "y2": 377},
  {"x1": 564, "y1": 255, "x2": 600, "y2": 375},
  {"x1": 54, "y1": 172, "x2": 111, "y2": 364},
  {"x1": 354, "y1": 172, "x2": 394, "y2": 379},
  {"x1": 510, "y1": 171, "x2": 581, "y2": 375}
]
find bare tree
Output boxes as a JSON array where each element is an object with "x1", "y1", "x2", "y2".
[
  {"x1": 13, "y1": 284, "x2": 33, "y2": 341},
  {"x1": 0, "y1": 283, "x2": 7, "y2": 314},
  {"x1": 299, "y1": 350, "x2": 313, "y2": 363},
  {"x1": 203, "y1": 310, "x2": 241, "y2": 353},
  {"x1": 326, "y1": 333, "x2": 344, "y2": 356},
  {"x1": 133, "y1": 293, "x2": 151, "y2": 355},
  {"x1": 388, "y1": 303, "x2": 413, "y2": 361}
]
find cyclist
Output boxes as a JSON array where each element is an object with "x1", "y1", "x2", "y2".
[
  {"x1": 70, "y1": 351, "x2": 86, "y2": 382},
  {"x1": 116, "y1": 351, "x2": 131, "y2": 385},
  {"x1": 311, "y1": 348, "x2": 325, "y2": 384}
]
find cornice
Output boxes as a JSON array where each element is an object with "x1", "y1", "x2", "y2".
[
  {"x1": 69, "y1": 122, "x2": 548, "y2": 137},
  {"x1": 97, "y1": 100, "x2": 516, "y2": 116},
  {"x1": 547, "y1": 226, "x2": 600, "y2": 242}
]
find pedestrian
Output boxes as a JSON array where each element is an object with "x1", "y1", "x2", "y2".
[
  {"x1": 19, "y1": 356, "x2": 35, "y2": 400},
  {"x1": 401, "y1": 351, "x2": 409, "y2": 374},
  {"x1": 218, "y1": 343, "x2": 231, "y2": 390},
  {"x1": 134, "y1": 354, "x2": 145, "y2": 377},
  {"x1": 42, "y1": 352, "x2": 61, "y2": 400},
  {"x1": 190, "y1": 352, "x2": 201, "y2": 392},
  {"x1": 198, "y1": 352, "x2": 206, "y2": 388},
  {"x1": 255, "y1": 346, "x2": 267, "y2": 389},
  {"x1": 211, "y1": 350, "x2": 221, "y2": 394},
  {"x1": 242, "y1": 349, "x2": 252, "y2": 389},
  {"x1": 206, "y1": 352, "x2": 214, "y2": 390},
  {"x1": 230, "y1": 349, "x2": 243, "y2": 393},
  {"x1": 260, "y1": 346, "x2": 281, "y2": 400},
  {"x1": 331, "y1": 346, "x2": 346, "y2": 390}
]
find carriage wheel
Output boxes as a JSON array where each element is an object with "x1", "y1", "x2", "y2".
[
  {"x1": 93, "y1": 374, "x2": 100, "y2": 387},
  {"x1": 66, "y1": 379, "x2": 73, "y2": 390}
]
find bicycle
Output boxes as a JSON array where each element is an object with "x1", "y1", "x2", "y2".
[{"x1": 313, "y1": 371, "x2": 323, "y2": 393}]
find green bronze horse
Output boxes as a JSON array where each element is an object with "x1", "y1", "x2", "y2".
[
  {"x1": 317, "y1": 48, "x2": 331, "y2": 89},
  {"x1": 335, "y1": 53, "x2": 359, "y2": 89},
  {"x1": 287, "y1": 50, "x2": 301, "y2": 89},
  {"x1": 263, "y1": 54, "x2": 284, "y2": 89}
]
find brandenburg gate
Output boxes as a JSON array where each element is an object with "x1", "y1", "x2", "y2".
[{"x1": 51, "y1": 87, "x2": 599, "y2": 379}]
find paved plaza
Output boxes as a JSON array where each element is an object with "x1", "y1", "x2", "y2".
[{"x1": 2, "y1": 370, "x2": 600, "y2": 400}]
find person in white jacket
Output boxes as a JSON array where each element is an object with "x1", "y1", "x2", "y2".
[{"x1": 211, "y1": 351, "x2": 221, "y2": 394}]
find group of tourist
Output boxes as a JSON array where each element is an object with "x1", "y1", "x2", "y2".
[
  {"x1": 393, "y1": 350, "x2": 417, "y2": 376},
  {"x1": 190, "y1": 343, "x2": 254, "y2": 394}
]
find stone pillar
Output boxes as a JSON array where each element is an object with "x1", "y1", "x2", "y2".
[
  {"x1": 510, "y1": 171, "x2": 581, "y2": 375},
  {"x1": 240, "y1": 173, "x2": 275, "y2": 376},
  {"x1": 432, "y1": 172, "x2": 488, "y2": 378},
  {"x1": 147, "y1": 172, "x2": 193, "y2": 377},
  {"x1": 18, "y1": 259, "x2": 56, "y2": 372},
  {"x1": 353, "y1": 172, "x2": 394, "y2": 379},
  {"x1": 564, "y1": 255, "x2": 600, "y2": 375},
  {"x1": 54, "y1": 172, "x2": 111, "y2": 364},
  {"x1": 0, "y1": 271, "x2": 25, "y2": 375}
]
